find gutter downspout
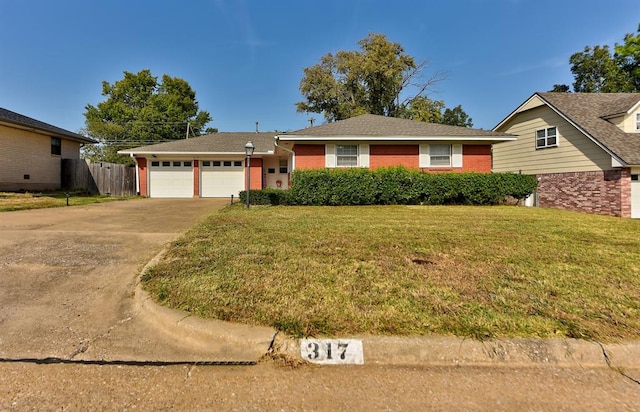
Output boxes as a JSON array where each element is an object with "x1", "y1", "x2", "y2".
[
  {"x1": 130, "y1": 153, "x2": 140, "y2": 195},
  {"x1": 274, "y1": 135, "x2": 295, "y2": 170}
]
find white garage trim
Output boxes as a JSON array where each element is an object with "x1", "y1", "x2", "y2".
[
  {"x1": 200, "y1": 160, "x2": 245, "y2": 198},
  {"x1": 149, "y1": 160, "x2": 194, "y2": 198}
]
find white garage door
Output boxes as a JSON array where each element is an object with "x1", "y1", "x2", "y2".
[
  {"x1": 201, "y1": 160, "x2": 245, "y2": 198},
  {"x1": 149, "y1": 160, "x2": 194, "y2": 198}
]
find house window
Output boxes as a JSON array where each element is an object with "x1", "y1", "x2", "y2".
[
  {"x1": 636, "y1": 113, "x2": 640, "y2": 131},
  {"x1": 430, "y1": 144, "x2": 451, "y2": 166},
  {"x1": 268, "y1": 168, "x2": 276, "y2": 174},
  {"x1": 336, "y1": 145, "x2": 358, "y2": 167},
  {"x1": 51, "y1": 137, "x2": 61, "y2": 155},
  {"x1": 536, "y1": 127, "x2": 558, "y2": 149},
  {"x1": 279, "y1": 160, "x2": 288, "y2": 173}
]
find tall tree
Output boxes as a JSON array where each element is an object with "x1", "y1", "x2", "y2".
[
  {"x1": 615, "y1": 24, "x2": 640, "y2": 91},
  {"x1": 569, "y1": 45, "x2": 631, "y2": 92},
  {"x1": 84, "y1": 69, "x2": 212, "y2": 163},
  {"x1": 556, "y1": 23, "x2": 640, "y2": 93},
  {"x1": 297, "y1": 33, "x2": 471, "y2": 126}
]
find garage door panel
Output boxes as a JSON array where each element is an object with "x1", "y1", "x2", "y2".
[
  {"x1": 201, "y1": 161, "x2": 244, "y2": 198},
  {"x1": 149, "y1": 162, "x2": 194, "y2": 198}
]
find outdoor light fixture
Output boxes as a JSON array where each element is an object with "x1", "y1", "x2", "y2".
[{"x1": 244, "y1": 141, "x2": 255, "y2": 208}]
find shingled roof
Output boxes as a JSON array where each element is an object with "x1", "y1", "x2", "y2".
[
  {"x1": 0, "y1": 107, "x2": 95, "y2": 143},
  {"x1": 119, "y1": 132, "x2": 276, "y2": 155},
  {"x1": 498, "y1": 93, "x2": 640, "y2": 165},
  {"x1": 280, "y1": 113, "x2": 514, "y2": 140}
]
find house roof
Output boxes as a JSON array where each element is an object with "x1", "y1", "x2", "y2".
[
  {"x1": 494, "y1": 92, "x2": 640, "y2": 165},
  {"x1": 0, "y1": 107, "x2": 96, "y2": 143},
  {"x1": 118, "y1": 132, "x2": 276, "y2": 156},
  {"x1": 278, "y1": 114, "x2": 515, "y2": 142}
]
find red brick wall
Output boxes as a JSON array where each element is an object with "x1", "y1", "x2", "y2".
[
  {"x1": 294, "y1": 144, "x2": 325, "y2": 169},
  {"x1": 136, "y1": 157, "x2": 148, "y2": 196},
  {"x1": 370, "y1": 145, "x2": 419, "y2": 168},
  {"x1": 294, "y1": 143, "x2": 493, "y2": 173},
  {"x1": 246, "y1": 158, "x2": 263, "y2": 190},
  {"x1": 462, "y1": 145, "x2": 492, "y2": 172},
  {"x1": 536, "y1": 169, "x2": 631, "y2": 217},
  {"x1": 193, "y1": 160, "x2": 199, "y2": 197}
]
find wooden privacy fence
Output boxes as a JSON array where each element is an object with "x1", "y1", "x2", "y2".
[{"x1": 62, "y1": 159, "x2": 136, "y2": 197}]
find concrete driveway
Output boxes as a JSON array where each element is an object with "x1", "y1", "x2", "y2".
[{"x1": 0, "y1": 198, "x2": 272, "y2": 363}]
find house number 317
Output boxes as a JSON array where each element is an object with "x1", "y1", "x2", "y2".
[{"x1": 300, "y1": 339, "x2": 364, "y2": 365}]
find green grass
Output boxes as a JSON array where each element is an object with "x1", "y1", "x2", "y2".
[
  {"x1": 0, "y1": 192, "x2": 133, "y2": 211},
  {"x1": 142, "y1": 205, "x2": 640, "y2": 341}
]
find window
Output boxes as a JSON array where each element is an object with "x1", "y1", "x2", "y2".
[
  {"x1": 234, "y1": 161, "x2": 242, "y2": 167},
  {"x1": 162, "y1": 161, "x2": 170, "y2": 167},
  {"x1": 279, "y1": 160, "x2": 288, "y2": 173},
  {"x1": 268, "y1": 168, "x2": 276, "y2": 174},
  {"x1": 51, "y1": 137, "x2": 61, "y2": 155},
  {"x1": 632, "y1": 175, "x2": 639, "y2": 181},
  {"x1": 429, "y1": 144, "x2": 451, "y2": 166},
  {"x1": 636, "y1": 113, "x2": 640, "y2": 131},
  {"x1": 202, "y1": 161, "x2": 211, "y2": 167},
  {"x1": 336, "y1": 145, "x2": 358, "y2": 167},
  {"x1": 183, "y1": 161, "x2": 192, "y2": 167},
  {"x1": 223, "y1": 161, "x2": 232, "y2": 167},
  {"x1": 536, "y1": 127, "x2": 558, "y2": 149},
  {"x1": 213, "y1": 161, "x2": 221, "y2": 167},
  {"x1": 151, "y1": 161, "x2": 160, "y2": 167}
]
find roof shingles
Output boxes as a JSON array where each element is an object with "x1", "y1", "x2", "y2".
[
  {"x1": 0, "y1": 107, "x2": 95, "y2": 143},
  {"x1": 536, "y1": 92, "x2": 640, "y2": 165},
  {"x1": 119, "y1": 132, "x2": 276, "y2": 154}
]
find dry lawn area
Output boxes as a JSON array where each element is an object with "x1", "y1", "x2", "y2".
[{"x1": 143, "y1": 205, "x2": 640, "y2": 341}]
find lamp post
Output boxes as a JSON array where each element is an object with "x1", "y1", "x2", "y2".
[{"x1": 244, "y1": 141, "x2": 255, "y2": 208}]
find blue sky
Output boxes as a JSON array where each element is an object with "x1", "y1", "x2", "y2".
[{"x1": 1, "y1": 0, "x2": 639, "y2": 134}]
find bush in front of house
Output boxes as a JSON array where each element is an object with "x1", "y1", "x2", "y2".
[
  {"x1": 238, "y1": 188, "x2": 290, "y2": 205},
  {"x1": 239, "y1": 168, "x2": 538, "y2": 206}
]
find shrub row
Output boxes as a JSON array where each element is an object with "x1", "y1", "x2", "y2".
[{"x1": 240, "y1": 167, "x2": 537, "y2": 206}]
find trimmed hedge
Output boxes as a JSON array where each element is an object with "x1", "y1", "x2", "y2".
[{"x1": 240, "y1": 167, "x2": 538, "y2": 206}]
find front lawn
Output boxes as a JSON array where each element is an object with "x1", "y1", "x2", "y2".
[
  {"x1": 0, "y1": 192, "x2": 132, "y2": 212},
  {"x1": 142, "y1": 205, "x2": 640, "y2": 341}
]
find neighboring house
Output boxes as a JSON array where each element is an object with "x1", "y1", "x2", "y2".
[
  {"x1": 0, "y1": 107, "x2": 95, "y2": 191},
  {"x1": 492, "y1": 92, "x2": 640, "y2": 218},
  {"x1": 120, "y1": 114, "x2": 515, "y2": 198}
]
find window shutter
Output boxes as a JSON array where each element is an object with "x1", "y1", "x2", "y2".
[
  {"x1": 359, "y1": 144, "x2": 370, "y2": 168},
  {"x1": 452, "y1": 144, "x2": 463, "y2": 167},
  {"x1": 419, "y1": 144, "x2": 430, "y2": 167},
  {"x1": 325, "y1": 144, "x2": 336, "y2": 168}
]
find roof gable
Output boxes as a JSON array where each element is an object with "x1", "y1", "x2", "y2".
[
  {"x1": 494, "y1": 93, "x2": 640, "y2": 165},
  {"x1": 280, "y1": 114, "x2": 514, "y2": 141},
  {"x1": 0, "y1": 107, "x2": 95, "y2": 143}
]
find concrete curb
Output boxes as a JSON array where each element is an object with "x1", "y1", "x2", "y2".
[
  {"x1": 137, "y1": 250, "x2": 640, "y2": 369},
  {"x1": 134, "y1": 250, "x2": 277, "y2": 362},
  {"x1": 274, "y1": 334, "x2": 640, "y2": 369}
]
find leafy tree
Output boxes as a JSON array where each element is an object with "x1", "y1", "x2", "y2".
[
  {"x1": 615, "y1": 24, "x2": 640, "y2": 91},
  {"x1": 297, "y1": 33, "x2": 472, "y2": 126},
  {"x1": 569, "y1": 45, "x2": 631, "y2": 92},
  {"x1": 399, "y1": 96, "x2": 473, "y2": 127},
  {"x1": 558, "y1": 23, "x2": 640, "y2": 93},
  {"x1": 442, "y1": 105, "x2": 473, "y2": 127},
  {"x1": 549, "y1": 84, "x2": 571, "y2": 93},
  {"x1": 84, "y1": 69, "x2": 212, "y2": 163}
]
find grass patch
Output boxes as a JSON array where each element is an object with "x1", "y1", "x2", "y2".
[
  {"x1": 0, "y1": 192, "x2": 133, "y2": 212},
  {"x1": 142, "y1": 205, "x2": 640, "y2": 341}
]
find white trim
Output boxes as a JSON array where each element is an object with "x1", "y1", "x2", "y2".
[
  {"x1": 118, "y1": 150, "x2": 274, "y2": 156},
  {"x1": 419, "y1": 144, "x2": 430, "y2": 167},
  {"x1": 325, "y1": 144, "x2": 336, "y2": 168},
  {"x1": 277, "y1": 135, "x2": 514, "y2": 142},
  {"x1": 452, "y1": 144, "x2": 463, "y2": 167},
  {"x1": 359, "y1": 144, "x2": 370, "y2": 168}
]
